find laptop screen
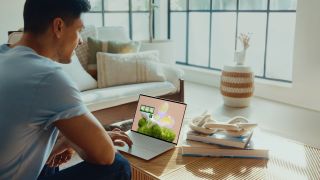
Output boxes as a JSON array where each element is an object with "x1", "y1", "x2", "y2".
[{"x1": 131, "y1": 95, "x2": 187, "y2": 144}]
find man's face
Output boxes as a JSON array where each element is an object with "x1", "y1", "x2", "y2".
[{"x1": 57, "y1": 17, "x2": 84, "y2": 64}]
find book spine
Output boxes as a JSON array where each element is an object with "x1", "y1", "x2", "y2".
[
  {"x1": 182, "y1": 153, "x2": 268, "y2": 159},
  {"x1": 181, "y1": 147, "x2": 269, "y2": 159},
  {"x1": 187, "y1": 135, "x2": 245, "y2": 148}
]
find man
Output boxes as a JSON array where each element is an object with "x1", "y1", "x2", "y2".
[{"x1": 0, "y1": 0, "x2": 132, "y2": 179}]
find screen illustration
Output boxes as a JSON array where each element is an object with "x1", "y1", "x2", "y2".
[{"x1": 132, "y1": 95, "x2": 186, "y2": 144}]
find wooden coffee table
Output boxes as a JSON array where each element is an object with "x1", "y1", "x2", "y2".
[{"x1": 121, "y1": 126, "x2": 320, "y2": 180}]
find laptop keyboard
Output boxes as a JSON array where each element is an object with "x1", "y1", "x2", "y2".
[{"x1": 128, "y1": 131, "x2": 174, "y2": 152}]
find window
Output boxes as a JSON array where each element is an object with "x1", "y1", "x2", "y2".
[
  {"x1": 170, "y1": 0, "x2": 296, "y2": 82},
  {"x1": 86, "y1": 0, "x2": 150, "y2": 40},
  {"x1": 85, "y1": 0, "x2": 297, "y2": 82}
]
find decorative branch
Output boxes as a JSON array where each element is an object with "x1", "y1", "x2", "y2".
[{"x1": 238, "y1": 33, "x2": 252, "y2": 51}]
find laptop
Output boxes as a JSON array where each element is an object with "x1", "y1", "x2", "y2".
[{"x1": 116, "y1": 94, "x2": 187, "y2": 160}]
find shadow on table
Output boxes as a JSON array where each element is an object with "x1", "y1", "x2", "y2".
[
  {"x1": 123, "y1": 148, "x2": 196, "y2": 178},
  {"x1": 183, "y1": 157, "x2": 268, "y2": 179}
]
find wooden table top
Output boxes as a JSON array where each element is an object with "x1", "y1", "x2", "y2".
[{"x1": 121, "y1": 123, "x2": 320, "y2": 180}]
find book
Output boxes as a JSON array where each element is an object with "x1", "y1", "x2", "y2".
[
  {"x1": 186, "y1": 130, "x2": 253, "y2": 148},
  {"x1": 180, "y1": 133, "x2": 269, "y2": 159}
]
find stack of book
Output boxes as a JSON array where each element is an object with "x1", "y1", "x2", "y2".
[{"x1": 180, "y1": 130, "x2": 269, "y2": 159}]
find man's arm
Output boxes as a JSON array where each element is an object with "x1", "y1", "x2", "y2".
[{"x1": 54, "y1": 113, "x2": 116, "y2": 165}]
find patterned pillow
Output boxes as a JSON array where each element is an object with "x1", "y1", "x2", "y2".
[{"x1": 75, "y1": 26, "x2": 97, "y2": 69}]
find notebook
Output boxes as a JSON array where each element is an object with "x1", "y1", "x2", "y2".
[{"x1": 116, "y1": 94, "x2": 187, "y2": 160}]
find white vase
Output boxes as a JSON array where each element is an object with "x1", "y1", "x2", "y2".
[
  {"x1": 220, "y1": 65, "x2": 254, "y2": 107},
  {"x1": 234, "y1": 50, "x2": 246, "y2": 65}
]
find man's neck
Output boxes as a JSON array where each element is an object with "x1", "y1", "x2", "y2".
[{"x1": 14, "y1": 32, "x2": 58, "y2": 61}]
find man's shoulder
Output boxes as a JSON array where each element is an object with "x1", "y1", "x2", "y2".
[
  {"x1": 0, "y1": 45, "x2": 65, "y2": 86},
  {"x1": 2, "y1": 45, "x2": 60, "y2": 71}
]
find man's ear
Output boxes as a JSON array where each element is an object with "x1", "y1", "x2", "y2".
[{"x1": 52, "y1": 18, "x2": 65, "y2": 39}]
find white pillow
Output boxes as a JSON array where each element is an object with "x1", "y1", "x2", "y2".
[
  {"x1": 96, "y1": 50, "x2": 166, "y2": 88},
  {"x1": 58, "y1": 55, "x2": 98, "y2": 91}
]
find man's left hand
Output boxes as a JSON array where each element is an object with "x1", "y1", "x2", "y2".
[{"x1": 47, "y1": 148, "x2": 75, "y2": 167}]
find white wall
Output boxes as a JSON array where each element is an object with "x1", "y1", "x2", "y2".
[
  {"x1": 181, "y1": 0, "x2": 320, "y2": 112},
  {"x1": 0, "y1": 0, "x2": 24, "y2": 43}
]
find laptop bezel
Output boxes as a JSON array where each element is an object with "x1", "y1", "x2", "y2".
[{"x1": 130, "y1": 94, "x2": 187, "y2": 145}]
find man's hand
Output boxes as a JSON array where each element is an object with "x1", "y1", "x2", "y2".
[
  {"x1": 108, "y1": 128, "x2": 133, "y2": 147},
  {"x1": 46, "y1": 148, "x2": 75, "y2": 167}
]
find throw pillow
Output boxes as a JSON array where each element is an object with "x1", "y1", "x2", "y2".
[
  {"x1": 107, "y1": 41, "x2": 141, "y2": 54},
  {"x1": 96, "y1": 50, "x2": 166, "y2": 88},
  {"x1": 87, "y1": 37, "x2": 108, "y2": 65},
  {"x1": 87, "y1": 37, "x2": 141, "y2": 68},
  {"x1": 58, "y1": 54, "x2": 98, "y2": 91}
]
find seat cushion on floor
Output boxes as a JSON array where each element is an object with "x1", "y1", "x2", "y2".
[{"x1": 81, "y1": 81, "x2": 176, "y2": 112}]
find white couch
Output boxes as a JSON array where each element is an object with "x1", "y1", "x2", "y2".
[{"x1": 8, "y1": 26, "x2": 184, "y2": 125}]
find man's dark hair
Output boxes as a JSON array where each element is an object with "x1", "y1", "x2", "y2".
[{"x1": 23, "y1": 0, "x2": 91, "y2": 34}]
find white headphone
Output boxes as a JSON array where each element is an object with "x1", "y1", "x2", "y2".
[{"x1": 189, "y1": 111, "x2": 257, "y2": 137}]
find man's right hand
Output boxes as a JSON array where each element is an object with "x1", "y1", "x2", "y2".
[{"x1": 108, "y1": 128, "x2": 133, "y2": 147}]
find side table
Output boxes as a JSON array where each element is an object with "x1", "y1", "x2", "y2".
[{"x1": 220, "y1": 65, "x2": 254, "y2": 107}]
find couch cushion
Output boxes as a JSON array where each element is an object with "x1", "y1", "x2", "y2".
[
  {"x1": 97, "y1": 26, "x2": 130, "y2": 41},
  {"x1": 81, "y1": 81, "x2": 176, "y2": 112},
  {"x1": 58, "y1": 54, "x2": 97, "y2": 91},
  {"x1": 97, "y1": 51, "x2": 166, "y2": 88}
]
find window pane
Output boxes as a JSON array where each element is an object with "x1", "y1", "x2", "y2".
[
  {"x1": 170, "y1": 0, "x2": 187, "y2": 11},
  {"x1": 104, "y1": 0, "x2": 129, "y2": 11},
  {"x1": 212, "y1": 0, "x2": 237, "y2": 10},
  {"x1": 189, "y1": 0, "x2": 210, "y2": 10},
  {"x1": 188, "y1": 13, "x2": 210, "y2": 67},
  {"x1": 88, "y1": 0, "x2": 102, "y2": 11},
  {"x1": 132, "y1": 0, "x2": 149, "y2": 11},
  {"x1": 83, "y1": 13, "x2": 103, "y2": 27},
  {"x1": 104, "y1": 13, "x2": 129, "y2": 29},
  {"x1": 211, "y1": 13, "x2": 237, "y2": 69},
  {"x1": 239, "y1": 0, "x2": 268, "y2": 10},
  {"x1": 238, "y1": 13, "x2": 267, "y2": 76},
  {"x1": 266, "y1": 13, "x2": 296, "y2": 81},
  {"x1": 132, "y1": 13, "x2": 149, "y2": 40},
  {"x1": 154, "y1": 0, "x2": 168, "y2": 40},
  {"x1": 270, "y1": 0, "x2": 297, "y2": 10},
  {"x1": 171, "y1": 13, "x2": 187, "y2": 62}
]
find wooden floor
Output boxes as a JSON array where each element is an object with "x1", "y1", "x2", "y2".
[{"x1": 184, "y1": 81, "x2": 320, "y2": 149}]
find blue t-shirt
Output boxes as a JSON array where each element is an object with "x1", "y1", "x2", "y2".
[{"x1": 0, "y1": 45, "x2": 89, "y2": 179}]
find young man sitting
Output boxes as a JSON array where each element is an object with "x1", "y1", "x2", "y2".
[{"x1": 0, "y1": 0, "x2": 132, "y2": 179}]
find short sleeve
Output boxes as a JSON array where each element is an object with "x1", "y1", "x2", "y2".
[{"x1": 31, "y1": 68, "x2": 89, "y2": 130}]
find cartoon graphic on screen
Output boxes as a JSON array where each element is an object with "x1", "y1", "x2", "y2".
[{"x1": 137, "y1": 103, "x2": 176, "y2": 142}]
